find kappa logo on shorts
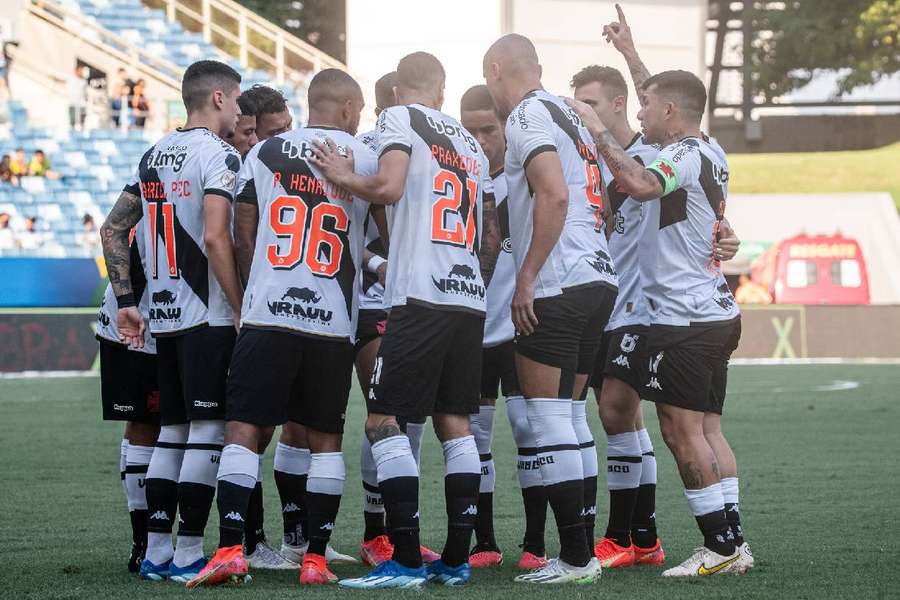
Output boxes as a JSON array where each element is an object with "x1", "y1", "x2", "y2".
[
  {"x1": 462, "y1": 505, "x2": 478, "y2": 516},
  {"x1": 149, "y1": 510, "x2": 169, "y2": 521},
  {"x1": 193, "y1": 400, "x2": 218, "y2": 409},
  {"x1": 112, "y1": 403, "x2": 134, "y2": 412},
  {"x1": 267, "y1": 287, "x2": 333, "y2": 325},
  {"x1": 613, "y1": 354, "x2": 630, "y2": 368},
  {"x1": 587, "y1": 249, "x2": 617, "y2": 277},
  {"x1": 432, "y1": 263, "x2": 485, "y2": 299}
]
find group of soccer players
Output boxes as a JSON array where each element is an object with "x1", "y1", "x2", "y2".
[{"x1": 97, "y1": 4, "x2": 752, "y2": 588}]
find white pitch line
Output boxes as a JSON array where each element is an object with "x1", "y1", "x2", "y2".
[
  {"x1": 0, "y1": 370, "x2": 98, "y2": 380},
  {"x1": 731, "y1": 358, "x2": 900, "y2": 366}
]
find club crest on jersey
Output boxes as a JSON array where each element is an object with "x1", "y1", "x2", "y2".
[
  {"x1": 150, "y1": 289, "x2": 182, "y2": 321},
  {"x1": 148, "y1": 145, "x2": 187, "y2": 172},
  {"x1": 267, "y1": 287, "x2": 332, "y2": 324},
  {"x1": 587, "y1": 249, "x2": 617, "y2": 277},
  {"x1": 431, "y1": 263, "x2": 485, "y2": 299},
  {"x1": 425, "y1": 115, "x2": 477, "y2": 153},
  {"x1": 501, "y1": 237, "x2": 512, "y2": 253}
]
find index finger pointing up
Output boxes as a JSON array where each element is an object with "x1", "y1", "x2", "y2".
[{"x1": 616, "y1": 3, "x2": 628, "y2": 24}]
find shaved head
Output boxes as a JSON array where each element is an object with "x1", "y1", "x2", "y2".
[
  {"x1": 396, "y1": 52, "x2": 445, "y2": 95},
  {"x1": 483, "y1": 34, "x2": 540, "y2": 78}
]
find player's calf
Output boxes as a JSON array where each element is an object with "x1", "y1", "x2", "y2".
[{"x1": 506, "y1": 395, "x2": 548, "y2": 563}]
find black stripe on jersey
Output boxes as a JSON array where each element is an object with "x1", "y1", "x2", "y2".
[
  {"x1": 538, "y1": 99, "x2": 600, "y2": 167},
  {"x1": 139, "y1": 148, "x2": 210, "y2": 306},
  {"x1": 379, "y1": 142, "x2": 412, "y2": 159},
  {"x1": 606, "y1": 155, "x2": 645, "y2": 215},
  {"x1": 124, "y1": 182, "x2": 140, "y2": 196},
  {"x1": 204, "y1": 188, "x2": 234, "y2": 202},
  {"x1": 235, "y1": 178, "x2": 258, "y2": 208},
  {"x1": 257, "y1": 137, "x2": 356, "y2": 320},
  {"x1": 699, "y1": 152, "x2": 726, "y2": 218},
  {"x1": 658, "y1": 188, "x2": 688, "y2": 229},
  {"x1": 406, "y1": 106, "x2": 479, "y2": 255},
  {"x1": 523, "y1": 144, "x2": 556, "y2": 171},
  {"x1": 497, "y1": 196, "x2": 510, "y2": 243},
  {"x1": 130, "y1": 239, "x2": 147, "y2": 303}
]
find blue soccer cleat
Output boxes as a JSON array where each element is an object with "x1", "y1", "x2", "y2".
[
  {"x1": 169, "y1": 557, "x2": 209, "y2": 583},
  {"x1": 338, "y1": 559, "x2": 427, "y2": 589},
  {"x1": 139, "y1": 558, "x2": 172, "y2": 581},
  {"x1": 426, "y1": 559, "x2": 471, "y2": 586}
]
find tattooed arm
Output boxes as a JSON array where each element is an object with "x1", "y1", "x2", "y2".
[
  {"x1": 100, "y1": 190, "x2": 145, "y2": 347},
  {"x1": 233, "y1": 202, "x2": 258, "y2": 289},
  {"x1": 603, "y1": 4, "x2": 652, "y2": 96},
  {"x1": 479, "y1": 191, "x2": 501, "y2": 288}
]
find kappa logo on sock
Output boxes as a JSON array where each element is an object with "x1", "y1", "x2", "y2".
[
  {"x1": 320, "y1": 522, "x2": 335, "y2": 531},
  {"x1": 581, "y1": 505, "x2": 597, "y2": 517},
  {"x1": 462, "y1": 505, "x2": 478, "y2": 516},
  {"x1": 225, "y1": 511, "x2": 244, "y2": 522},
  {"x1": 283, "y1": 503, "x2": 300, "y2": 513},
  {"x1": 412, "y1": 512, "x2": 420, "y2": 520},
  {"x1": 727, "y1": 505, "x2": 739, "y2": 513},
  {"x1": 149, "y1": 510, "x2": 169, "y2": 521}
]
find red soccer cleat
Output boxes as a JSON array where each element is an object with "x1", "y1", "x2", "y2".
[
  {"x1": 420, "y1": 545, "x2": 441, "y2": 564},
  {"x1": 516, "y1": 551, "x2": 548, "y2": 570},
  {"x1": 633, "y1": 538, "x2": 666, "y2": 566},
  {"x1": 299, "y1": 553, "x2": 338, "y2": 585},
  {"x1": 185, "y1": 545, "x2": 249, "y2": 588},
  {"x1": 594, "y1": 537, "x2": 636, "y2": 568},
  {"x1": 360, "y1": 535, "x2": 394, "y2": 567},
  {"x1": 469, "y1": 549, "x2": 503, "y2": 568}
]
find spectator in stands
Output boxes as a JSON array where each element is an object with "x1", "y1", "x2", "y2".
[
  {"x1": 27, "y1": 150, "x2": 61, "y2": 179},
  {"x1": 78, "y1": 213, "x2": 101, "y2": 256},
  {"x1": 244, "y1": 84, "x2": 292, "y2": 139},
  {"x1": 131, "y1": 78, "x2": 150, "y2": 128},
  {"x1": 68, "y1": 65, "x2": 88, "y2": 131},
  {"x1": 0, "y1": 212, "x2": 14, "y2": 252},
  {"x1": 0, "y1": 154, "x2": 18, "y2": 186},
  {"x1": 9, "y1": 148, "x2": 27, "y2": 176},
  {"x1": 18, "y1": 216, "x2": 42, "y2": 252},
  {"x1": 734, "y1": 273, "x2": 773, "y2": 304}
]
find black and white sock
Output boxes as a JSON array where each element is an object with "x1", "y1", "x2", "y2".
[
  {"x1": 721, "y1": 477, "x2": 745, "y2": 546},
  {"x1": 507, "y1": 395, "x2": 547, "y2": 556},
  {"x1": 125, "y1": 443, "x2": 154, "y2": 547},
  {"x1": 306, "y1": 452, "x2": 345, "y2": 556},
  {"x1": 174, "y1": 420, "x2": 224, "y2": 568},
  {"x1": 360, "y1": 432, "x2": 385, "y2": 541},
  {"x1": 273, "y1": 442, "x2": 311, "y2": 548},
  {"x1": 406, "y1": 421, "x2": 426, "y2": 466},
  {"x1": 372, "y1": 434, "x2": 421, "y2": 568},
  {"x1": 685, "y1": 483, "x2": 735, "y2": 556},
  {"x1": 441, "y1": 435, "x2": 481, "y2": 567},
  {"x1": 216, "y1": 443, "x2": 259, "y2": 549},
  {"x1": 120, "y1": 439, "x2": 129, "y2": 507},
  {"x1": 632, "y1": 428, "x2": 658, "y2": 548},
  {"x1": 145, "y1": 424, "x2": 188, "y2": 565},
  {"x1": 604, "y1": 431, "x2": 642, "y2": 547},
  {"x1": 244, "y1": 454, "x2": 266, "y2": 554},
  {"x1": 527, "y1": 398, "x2": 590, "y2": 567},
  {"x1": 572, "y1": 400, "x2": 598, "y2": 545},
  {"x1": 470, "y1": 406, "x2": 497, "y2": 550}
]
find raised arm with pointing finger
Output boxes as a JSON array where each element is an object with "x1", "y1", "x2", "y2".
[{"x1": 604, "y1": 4, "x2": 652, "y2": 97}]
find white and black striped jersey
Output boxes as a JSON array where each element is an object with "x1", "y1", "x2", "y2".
[
  {"x1": 124, "y1": 127, "x2": 241, "y2": 335},
  {"x1": 235, "y1": 126, "x2": 376, "y2": 341},
  {"x1": 375, "y1": 104, "x2": 492, "y2": 314},
  {"x1": 504, "y1": 89, "x2": 617, "y2": 299},
  {"x1": 483, "y1": 170, "x2": 515, "y2": 347},
  {"x1": 356, "y1": 129, "x2": 387, "y2": 312},
  {"x1": 96, "y1": 221, "x2": 156, "y2": 354},
  {"x1": 603, "y1": 134, "x2": 660, "y2": 331},
  {"x1": 642, "y1": 136, "x2": 739, "y2": 326}
]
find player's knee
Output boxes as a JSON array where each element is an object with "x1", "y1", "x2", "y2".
[
  {"x1": 280, "y1": 421, "x2": 308, "y2": 447},
  {"x1": 480, "y1": 396, "x2": 497, "y2": 407},
  {"x1": 225, "y1": 420, "x2": 259, "y2": 450},
  {"x1": 433, "y1": 413, "x2": 471, "y2": 443},
  {"x1": 365, "y1": 415, "x2": 402, "y2": 443},
  {"x1": 258, "y1": 425, "x2": 276, "y2": 452},
  {"x1": 128, "y1": 421, "x2": 160, "y2": 446},
  {"x1": 307, "y1": 429, "x2": 342, "y2": 453}
]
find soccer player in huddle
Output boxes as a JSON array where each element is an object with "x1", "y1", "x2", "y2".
[
  {"x1": 96, "y1": 221, "x2": 159, "y2": 573},
  {"x1": 312, "y1": 51, "x2": 501, "y2": 588},
  {"x1": 100, "y1": 59, "x2": 244, "y2": 583},
  {"x1": 188, "y1": 68, "x2": 379, "y2": 587},
  {"x1": 459, "y1": 84, "x2": 548, "y2": 571},
  {"x1": 482, "y1": 34, "x2": 616, "y2": 584},
  {"x1": 355, "y1": 71, "x2": 439, "y2": 567},
  {"x1": 567, "y1": 28, "x2": 752, "y2": 576}
]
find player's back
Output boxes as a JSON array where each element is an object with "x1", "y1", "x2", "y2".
[
  {"x1": 642, "y1": 136, "x2": 738, "y2": 326},
  {"x1": 504, "y1": 89, "x2": 617, "y2": 298},
  {"x1": 238, "y1": 126, "x2": 376, "y2": 340},
  {"x1": 376, "y1": 104, "x2": 490, "y2": 314},
  {"x1": 356, "y1": 129, "x2": 387, "y2": 311},
  {"x1": 130, "y1": 127, "x2": 241, "y2": 335}
]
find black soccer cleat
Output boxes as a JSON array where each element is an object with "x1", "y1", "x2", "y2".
[{"x1": 128, "y1": 542, "x2": 146, "y2": 573}]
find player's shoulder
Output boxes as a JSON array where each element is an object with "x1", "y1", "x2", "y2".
[
  {"x1": 660, "y1": 136, "x2": 702, "y2": 163},
  {"x1": 356, "y1": 129, "x2": 378, "y2": 151},
  {"x1": 628, "y1": 134, "x2": 662, "y2": 163},
  {"x1": 506, "y1": 90, "x2": 552, "y2": 131}
]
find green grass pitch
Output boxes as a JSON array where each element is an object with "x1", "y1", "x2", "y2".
[{"x1": 1, "y1": 364, "x2": 898, "y2": 599}]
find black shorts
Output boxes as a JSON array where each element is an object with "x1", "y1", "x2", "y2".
[
  {"x1": 481, "y1": 340, "x2": 520, "y2": 399},
  {"x1": 641, "y1": 318, "x2": 742, "y2": 415},
  {"x1": 368, "y1": 302, "x2": 484, "y2": 421},
  {"x1": 515, "y1": 283, "x2": 617, "y2": 375},
  {"x1": 227, "y1": 327, "x2": 355, "y2": 433},
  {"x1": 592, "y1": 326, "x2": 649, "y2": 393},
  {"x1": 355, "y1": 308, "x2": 387, "y2": 353},
  {"x1": 98, "y1": 338, "x2": 160, "y2": 424},
  {"x1": 155, "y1": 325, "x2": 236, "y2": 426}
]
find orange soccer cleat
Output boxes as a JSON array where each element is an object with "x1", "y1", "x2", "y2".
[
  {"x1": 516, "y1": 551, "x2": 548, "y2": 570},
  {"x1": 594, "y1": 537, "x2": 636, "y2": 568},
  {"x1": 633, "y1": 538, "x2": 666, "y2": 566},
  {"x1": 185, "y1": 545, "x2": 250, "y2": 588},
  {"x1": 299, "y1": 553, "x2": 338, "y2": 585},
  {"x1": 420, "y1": 545, "x2": 441, "y2": 564},
  {"x1": 469, "y1": 548, "x2": 503, "y2": 569},
  {"x1": 360, "y1": 535, "x2": 394, "y2": 567}
]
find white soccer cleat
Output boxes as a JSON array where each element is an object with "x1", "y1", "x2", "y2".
[
  {"x1": 736, "y1": 542, "x2": 754, "y2": 571},
  {"x1": 246, "y1": 541, "x2": 300, "y2": 570},
  {"x1": 514, "y1": 557, "x2": 602, "y2": 584},
  {"x1": 661, "y1": 546, "x2": 742, "y2": 577},
  {"x1": 281, "y1": 541, "x2": 359, "y2": 565}
]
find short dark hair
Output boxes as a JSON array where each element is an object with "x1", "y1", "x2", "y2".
[
  {"x1": 396, "y1": 52, "x2": 445, "y2": 94},
  {"x1": 374, "y1": 71, "x2": 397, "y2": 111},
  {"x1": 641, "y1": 70, "x2": 707, "y2": 121},
  {"x1": 460, "y1": 84, "x2": 498, "y2": 115},
  {"x1": 181, "y1": 60, "x2": 241, "y2": 112},
  {"x1": 570, "y1": 65, "x2": 628, "y2": 100},
  {"x1": 237, "y1": 91, "x2": 258, "y2": 117},
  {"x1": 34, "y1": 149, "x2": 44, "y2": 156},
  {"x1": 307, "y1": 68, "x2": 362, "y2": 111},
  {"x1": 243, "y1": 84, "x2": 288, "y2": 116}
]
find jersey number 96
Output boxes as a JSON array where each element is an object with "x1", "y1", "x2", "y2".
[{"x1": 267, "y1": 195, "x2": 348, "y2": 278}]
